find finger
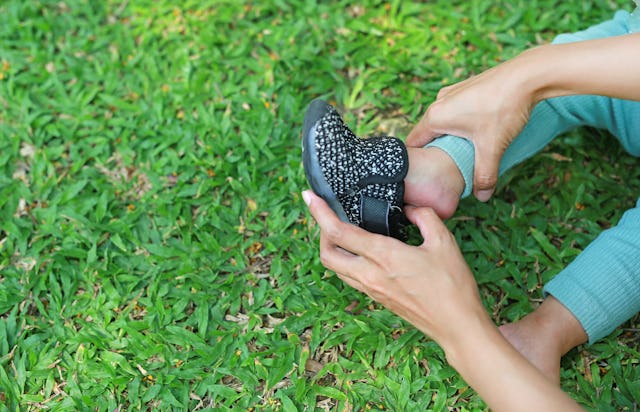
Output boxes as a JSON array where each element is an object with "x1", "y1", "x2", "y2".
[
  {"x1": 319, "y1": 231, "x2": 373, "y2": 286},
  {"x1": 303, "y1": 190, "x2": 384, "y2": 258},
  {"x1": 471, "y1": 145, "x2": 502, "y2": 202},
  {"x1": 404, "y1": 206, "x2": 450, "y2": 248},
  {"x1": 336, "y1": 272, "x2": 367, "y2": 294},
  {"x1": 320, "y1": 231, "x2": 366, "y2": 277}
]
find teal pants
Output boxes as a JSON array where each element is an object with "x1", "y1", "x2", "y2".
[{"x1": 428, "y1": 10, "x2": 640, "y2": 343}]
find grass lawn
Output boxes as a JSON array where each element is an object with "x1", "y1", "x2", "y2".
[{"x1": 1, "y1": 0, "x2": 639, "y2": 410}]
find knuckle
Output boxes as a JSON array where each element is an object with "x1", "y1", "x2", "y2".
[
  {"x1": 375, "y1": 249, "x2": 401, "y2": 278},
  {"x1": 427, "y1": 100, "x2": 444, "y2": 116},
  {"x1": 475, "y1": 173, "x2": 496, "y2": 189},
  {"x1": 425, "y1": 101, "x2": 449, "y2": 124},
  {"x1": 369, "y1": 241, "x2": 388, "y2": 260},
  {"x1": 436, "y1": 86, "x2": 451, "y2": 99},
  {"x1": 431, "y1": 226, "x2": 447, "y2": 245},
  {"x1": 324, "y1": 223, "x2": 344, "y2": 243},
  {"x1": 319, "y1": 248, "x2": 333, "y2": 269},
  {"x1": 422, "y1": 207, "x2": 438, "y2": 220},
  {"x1": 366, "y1": 277, "x2": 386, "y2": 299}
]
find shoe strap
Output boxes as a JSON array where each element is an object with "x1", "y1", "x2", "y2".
[
  {"x1": 359, "y1": 195, "x2": 391, "y2": 236},
  {"x1": 360, "y1": 195, "x2": 408, "y2": 239}
]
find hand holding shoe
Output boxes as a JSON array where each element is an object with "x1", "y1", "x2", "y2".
[
  {"x1": 303, "y1": 189, "x2": 583, "y2": 411},
  {"x1": 302, "y1": 189, "x2": 487, "y2": 349}
]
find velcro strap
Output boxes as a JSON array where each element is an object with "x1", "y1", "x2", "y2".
[{"x1": 359, "y1": 195, "x2": 390, "y2": 236}]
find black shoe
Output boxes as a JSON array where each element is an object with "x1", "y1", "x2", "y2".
[{"x1": 302, "y1": 99, "x2": 409, "y2": 239}]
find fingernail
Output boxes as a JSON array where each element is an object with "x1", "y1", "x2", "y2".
[
  {"x1": 302, "y1": 190, "x2": 312, "y2": 206},
  {"x1": 476, "y1": 189, "x2": 494, "y2": 202}
]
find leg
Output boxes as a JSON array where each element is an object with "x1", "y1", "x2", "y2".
[
  {"x1": 544, "y1": 199, "x2": 640, "y2": 344},
  {"x1": 499, "y1": 11, "x2": 640, "y2": 379},
  {"x1": 407, "y1": 10, "x2": 640, "y2": 383},
  {"x1": 505, "y1": 198, "x2": 640, "y2": 384}
]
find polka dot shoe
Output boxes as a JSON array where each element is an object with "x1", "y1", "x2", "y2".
[{"x1": 302, "y1": 99, "x2": 409, "y2": 239}]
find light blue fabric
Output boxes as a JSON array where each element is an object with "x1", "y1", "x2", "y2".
[
  {"x1": 630, "y1": 1, "x2": 640, "y2": 32},
  {"x1": 426, "y1": 10, "x2": 640, "y2": 343}
]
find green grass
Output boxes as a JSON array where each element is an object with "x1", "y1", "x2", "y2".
[{"x1": 1, "y1": 0, "x2": 639, "y2": 410}]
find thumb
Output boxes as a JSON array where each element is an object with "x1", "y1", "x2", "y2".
[
  {"x1": 472, "y1": 145, "x2": 502, "y2": 202},
  {"x1": 404, "y1": 206, "x2": 448, "y2": 247}
]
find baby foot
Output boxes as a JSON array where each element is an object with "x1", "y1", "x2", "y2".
[
  {"x1": 499, "y1": 321, "x2": 562, "y2": 385},
  {"x1": 498, "y1": 296, "x2": 588, "y2": 385},
  {"x1": 404, "y1": 147, "x2": 465, "y2": 219}
]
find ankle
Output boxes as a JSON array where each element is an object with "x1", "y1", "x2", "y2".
[
  {"x1": 533, "y1": 297, "x2": 588, "y2": 356},
  {"x1": 404, "y1": 147, "x2": 465, "y2": 218}
]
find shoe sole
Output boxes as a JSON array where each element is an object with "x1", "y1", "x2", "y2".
[{"x1": 302, "y1": 99, "x2": 350, "y2": 223}]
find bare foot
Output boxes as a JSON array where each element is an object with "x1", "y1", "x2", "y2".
[
  {"x1": 405, "y1": 147, "x2": 465, "y2": 218},
  {"x1": 499, "y1": 321, "x2": 562, "y2": 384},
  {"x1": 498, "y1": 296, "x2": 588, "y2": 385}
]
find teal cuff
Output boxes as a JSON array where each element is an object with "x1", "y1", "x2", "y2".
[{"x1": 425, "y1": 135, "x2": 475, "y2": 198}]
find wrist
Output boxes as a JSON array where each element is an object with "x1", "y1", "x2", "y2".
[
  {"x1": 439, "y1": 309, "x2": 583, "y2": 411},
  {"x1": 511, "y1": 45, "x2": 562, "y2": 104},
  {"x1": 438, "y1": 308, "x2": 498, "y2": 367}
]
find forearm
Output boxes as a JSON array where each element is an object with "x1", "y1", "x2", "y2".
[
  {"x1": 519, "y1": 33, "x2": 640, "y2": 102},
  {"x1": 441, "y1": 313, "x2": 583, "y2": 412}
]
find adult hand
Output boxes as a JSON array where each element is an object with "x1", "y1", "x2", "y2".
[
  {"x1": 302, "y1": 190, "x2": 583, "y2": 411},
  {"x1": 406, "y1": 58, "x2": 536, "y2": 202},
  {"x1": 302, "y1": 190, "x2": 488, "y2": 349}
]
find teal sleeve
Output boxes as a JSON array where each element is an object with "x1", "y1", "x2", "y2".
[
  {"x1": 541, "y1": 10, "x2": 640, "y2": 345},
  {"x1": 425, "y1": 136, "x2": 475, "y2": 198}
]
